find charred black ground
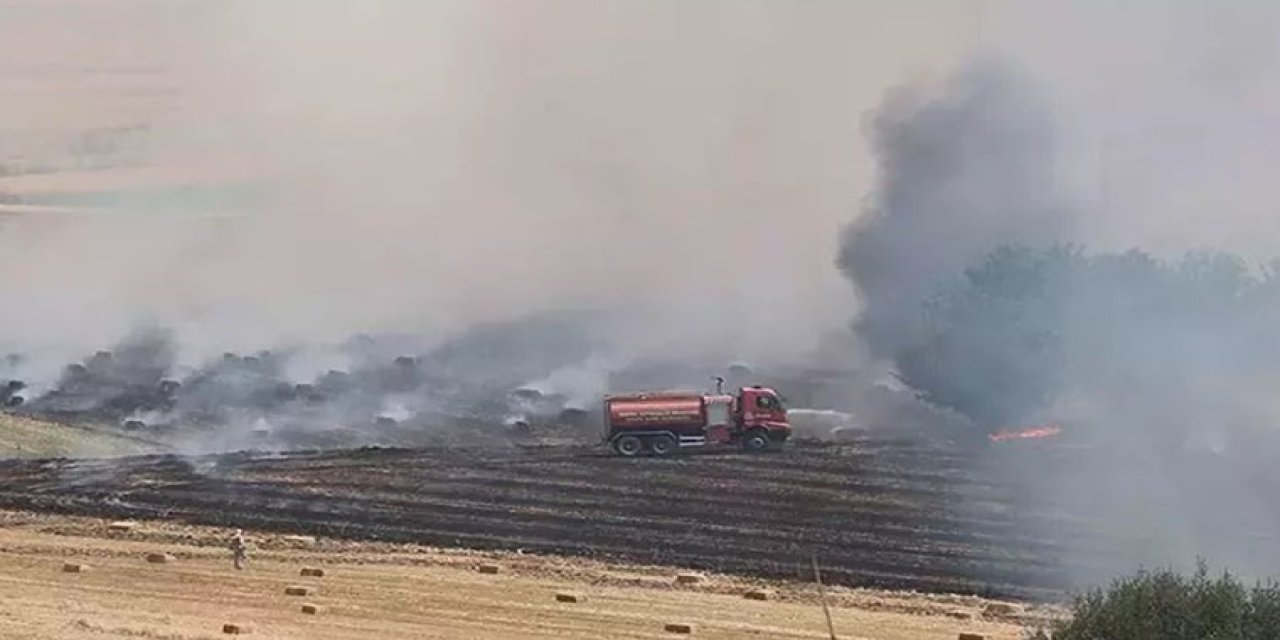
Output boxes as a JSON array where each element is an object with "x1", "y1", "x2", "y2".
[{"x1": 0, "y1": 434, "x2": 1103, "y2": 601}]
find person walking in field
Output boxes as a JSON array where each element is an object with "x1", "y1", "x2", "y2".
[{"x1": 230, "y1": 529, "x2": 247, "y2": 570}]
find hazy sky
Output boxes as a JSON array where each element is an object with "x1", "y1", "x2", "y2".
[{"x1": 2, "y1": 1, "x2": 1279, "y2": 371}]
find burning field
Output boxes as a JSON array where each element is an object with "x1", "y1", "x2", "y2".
[{"x1": 0, "y1": 434, "x2": 1082, "y2": 602}]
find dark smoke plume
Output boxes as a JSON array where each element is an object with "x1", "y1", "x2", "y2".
[
  {"x1": 839, "y1": 59, "x2": 1280, "y2": 587},
  {"x1": 838, "y1": 60, "x2": 1073, "y2": 361}
]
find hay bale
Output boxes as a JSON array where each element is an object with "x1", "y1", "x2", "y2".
[
  {"x1": 743, "y1": 589, "x2": 772, "y2": 601},
  {"x1": 145, "y1": 552, "x2": 175, "y2": 564},
  {"x1": 957, "y1": 634, "x2": 985, "y2": 640},
  {"x1": 674, "y1": 573, "x2": 704, "y2": 585},
  {"x1": 477, "y1": 564, "x2": 501, "y2": 575},
  {"x1": 62, "y1": 562, "x2": 88, "y2": 573},
  {"x1": 300, "y1": 567, "x2": 326, "y2": 577},
  {"x1": 300, "y1": 603, "x2": 319, "y2": 615},
  {"x1": 555, "y1": 592, "x2": 585, "y2": 603},
  {"x1": 222, "y1": 623, "x2": 249, "y2": 634},
  {"x1": 983, "y1": 602, "x2": 1020, "y2": 617},
  {"x1": 284, "y1": 586, "x2": 312, "y2": 596},
  {"x1": 664, "y1": 622, "x2": 695, "y2": 634},
  {"x1": 108, "y1": 521, "x2": 137, "y2": 532}
]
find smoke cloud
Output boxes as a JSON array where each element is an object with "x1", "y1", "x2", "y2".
[
  {"x1": 0, "y1": 0, "x2": 984, "y2": 386},
  {"x1": 838, "y1": 1, "x2": 1280, "y2": 587},
  {"x1": 838, "y1": 58, "x2": 1073, "y2": 360}
]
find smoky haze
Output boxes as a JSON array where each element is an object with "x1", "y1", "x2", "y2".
[
  {"x1": 0, "y1": 0, "x2": 980, "y2": 382},
  {"x1": 839, "y1": 2, "x2": 1280, "y2": 587}
]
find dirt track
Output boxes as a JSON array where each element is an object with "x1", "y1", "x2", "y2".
[{"x1": 0, "y1": 435, "x2": 1083, "y2": 601}]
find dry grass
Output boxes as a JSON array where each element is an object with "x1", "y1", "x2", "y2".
[
  {"x1": 0, "y1": 413, "x2": 158, "y2": 458},
  {"x1": 0, "y1": 510, "x2": 1042, "y2": 639}
]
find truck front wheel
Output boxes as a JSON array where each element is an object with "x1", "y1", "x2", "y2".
[
  {"x1": 741, "y1": 430, "x2": 770, "y2": 453},
  {"x1": 614, "y1": 435, "x2": 643, "y2": 457}
]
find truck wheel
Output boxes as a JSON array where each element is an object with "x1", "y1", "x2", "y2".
[
  {"x1": 741, "y1": 430, "x2": 770, "y2": 453},
  {"x1": 614, "y1": 435, "x2": 643, "y2": 457},
  {"x1": 648, "y1": 435, "x2": 677, "y2": 456}
]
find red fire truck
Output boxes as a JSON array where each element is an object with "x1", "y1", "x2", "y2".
[{"x1": 602, "y1": 381, "x2": 791, "y2": 456}]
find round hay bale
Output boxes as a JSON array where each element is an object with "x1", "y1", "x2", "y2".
[
  {"x1": 743, "y1": 589, "x2": 772, "y2": 601},
  {"x1": 558, "y1": 408, "x2": 589, "y2": 426},
  {"x1": 511, "y1": 387, "x2": 543, "y2": 401},
  {"x1": 477, "y1": 564, "x2": 501, "y2": 575},
  {"x1": 274, "y1": 382, "x2": 296, "y2": 400},
  {"x1": 62, "y1": 562, "x2": 89, "y2": 573},
  {"x1": 555, "y1": 592, "x2": 585, "y2": 603},
  {"x1": 300, "y1": 603, "x2": 319, "y2": 615},
  {"x1": 300, "y1": 567, "x2": 325, "y2": 577},
  {"x1": 982, "y1": 602, "x2": 1020, "y2": 617},
  {"x1": 284, "y1": 585, "x2": 312, "y2": 596},
  {"x1": 145, "y1": 552, "x2": 174, "y2": 564},
  {"x1": 674, "y1": 573, "x2": 704, "y2": 585},
  {"x1": 664, "y1": 622, "x2": 696, "y2": 634},
  {"x1": 222, "y1": 623, "x2": 250, "y2": 635}
]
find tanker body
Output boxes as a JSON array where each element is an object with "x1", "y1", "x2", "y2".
[{"x1": 603, "y1": 385, "x2": 791, "y2": 456}]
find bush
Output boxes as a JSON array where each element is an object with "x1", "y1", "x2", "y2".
[{"x1": 1039, "y1": 562, "x2": 1280, "y2": 639}]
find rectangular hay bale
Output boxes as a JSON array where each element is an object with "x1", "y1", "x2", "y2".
[
  {"x1": 664, "y1": 622, "x2": 695, "y2": 634},
  {"x1": 674, "y1": 573, "x2": 703, "y2": 585},
  {"x1": 145, "y1": 553, "x2": 174, "y2": 564},
  {"x1": 222, "y1": 623, "x2": 250, "y2": 634},
  {"x1": 284, "y1": 586, "x2": 312, "y2": 596},
  {"x1": 300, "y1": 603, "x2": 319, "y2": 615},
  {"x1": 300, "y1": 567, "x2": 326, "y2": 577},
  {"x1": 555, "y1": 592, "x2": 585, "y2": 603},
  {"x1": 62, "y1": 562, "x2": 88, "y2": 573},
  {"x1": 743, "y1": 589, "x2": 772, "y2": 601},
  {"x1": 958, "y1": 634, "x2": 986, "y2": 640},
  {"x1": 477, "y1": 564, "x2": 501, "y2": 574}
]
